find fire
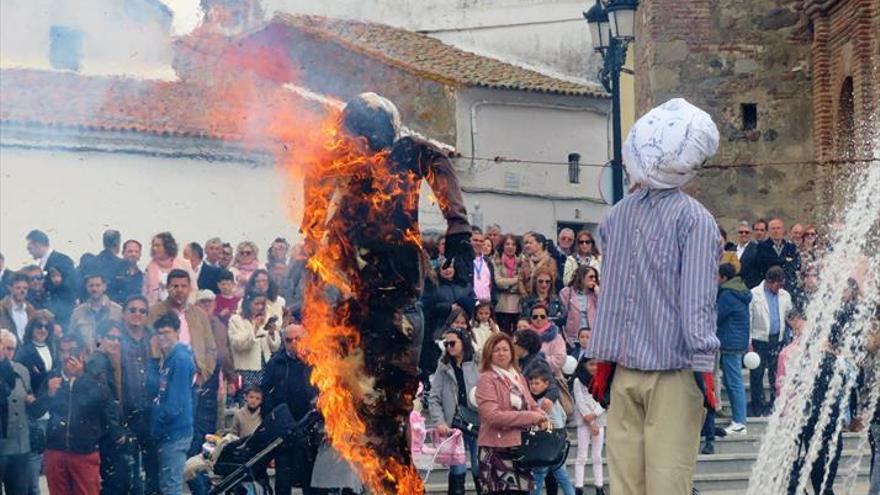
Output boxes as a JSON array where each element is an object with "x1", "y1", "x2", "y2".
[{"x1": 282, "y1": 112, "x2": 426, "y2": 494}]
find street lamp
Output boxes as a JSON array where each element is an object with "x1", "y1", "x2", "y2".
[{"x1": 584, "y1": 0, "x2": 638, "y2": 204}]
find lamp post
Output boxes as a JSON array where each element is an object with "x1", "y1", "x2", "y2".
[{"x1": 584, "y1": 0, "x2": 638, "y2": 204}]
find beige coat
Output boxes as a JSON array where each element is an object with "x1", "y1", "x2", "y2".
[{"x1": 148, "y1": 301, "x2": 217, "y2": 380}]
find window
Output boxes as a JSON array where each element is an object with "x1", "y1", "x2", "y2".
[
  {"x1": 741, "y1": 103, "x2": 758, "y2": 131},
  {"x1": 49, "y1": 26, "x2": 84, "y2": 71},
  {"x1": 567, "y1": 153, "x2": 581, "y2": 184},
  {"x1": 836, "y1": 77, "x2": 855, "y2": 159}
]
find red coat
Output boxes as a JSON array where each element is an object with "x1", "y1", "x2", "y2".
[{"x1": 475, "y1": 370, "x2": 543, "y2": 448}]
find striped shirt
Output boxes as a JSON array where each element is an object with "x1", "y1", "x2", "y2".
[{"x1": 587, "y1": 188, "x2": 721, "y2": 372}]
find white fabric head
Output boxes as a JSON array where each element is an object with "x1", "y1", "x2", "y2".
[{"x1": 622, "y1": 98, "x2": 719, "y2": 190}]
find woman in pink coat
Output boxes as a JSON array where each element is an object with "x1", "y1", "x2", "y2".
[
  {"x1": 475, "y1": 333, "x2": 547, "y2": 495},
  {"x1": 527, "y1": 303, "x2": 568, "y2": 376}
]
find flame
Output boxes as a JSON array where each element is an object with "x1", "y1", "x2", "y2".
[
  {"x1": 177, "y1": 30, "x2": 426, "y2": 492},
  {"x1": 282, "y1": 114, "x2": 425, "y2": 494}
]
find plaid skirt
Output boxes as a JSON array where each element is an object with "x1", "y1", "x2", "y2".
[{"x1": 478, "y1": 446, "x2": 533, "y2": 492}]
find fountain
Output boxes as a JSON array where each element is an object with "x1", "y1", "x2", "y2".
[{"x1": 747, "y1": 131, "x2": 879, "y2": 493}]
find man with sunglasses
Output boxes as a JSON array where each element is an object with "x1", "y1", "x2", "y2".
[
  {"x1": 121, "y1": 295, "x2": 161, "y2": 495},
  {"x1": 86, "y1": 320, "x2": 133, "y2": 494},
  {"x1": 260, "y1": 324, "x2": 320, "y2": 495},
  {"x1": 0, "y1": 272, "x2": 34, "y2": 343},
  {"x1": 737, "y1": 220, "x2": 763, "y2": 289}
]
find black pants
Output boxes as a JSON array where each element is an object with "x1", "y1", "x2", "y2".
[
  {"x1": 100, "y1": 436, "x2": 134, "y2": 495},
  {"x1": 274, "y1": 445, "x2": 319, "y2": 495},
  {"x1": 131, "y1": 418, "x2": 160, "y2": 495},
  {"x1": 750, "y1": 333, "x2": 782, "y2": 414},
  {"x1": 0, "y1": 453, "x2": 31, "y2": 495}
]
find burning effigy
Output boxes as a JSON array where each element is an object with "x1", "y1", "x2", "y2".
[{"x1": 296, "y1": 93, "x2": 473, "y2": 494}]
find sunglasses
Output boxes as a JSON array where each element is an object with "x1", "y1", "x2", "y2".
[
  {"x1": 33, "y1": 323, "x2": 50, "y2": 330},
  {"x1": 443, "y1": 340, "x2": 458, "y2": 348},
  {"x1": 239, "y1": 250, "x2": 254, "y2": 256},
  {"x1": 805, "y1": 232, "x2": 817, "y2": 237},
  {"x1": 531, "y1": 314, "x2": 547, "y2": 320},
  {"x1": 127, "y1": 307, "x2": 148, "y2": 314},
  {"x1": 537, "y1": 279, "x2": 552, "y2": 285},
  {"x1": 578, "y1": 240, "x2": 593, "y2": 245},
  {"x1": 30, "y1": 275, "x2": 44, "y2": 281},
  {"x1": 284, "y1": 337, "x2": 299, "y2": 343},
  {"x1": 737, "y1": 230, "x2": 750, "y2": 234}
]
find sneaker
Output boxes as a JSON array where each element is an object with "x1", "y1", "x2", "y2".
[
  {"x1": 700, "y1": 441, "x2": 715, "y2": 455},
  {"x1": 725, "y1": 422, "x2": 748, "y2": 435}
]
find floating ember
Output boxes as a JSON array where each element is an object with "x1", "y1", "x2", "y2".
[{"x1": 291, "y1": 93, "x2": 472, "y2": 494}]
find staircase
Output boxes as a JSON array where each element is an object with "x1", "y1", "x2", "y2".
[{"x1": 421, "y1": 372, "x2": 873, "y2": 494}]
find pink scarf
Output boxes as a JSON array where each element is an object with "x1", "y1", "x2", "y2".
[{"x1": 501, "y1": 253, "x2": 518, "y2": 277}]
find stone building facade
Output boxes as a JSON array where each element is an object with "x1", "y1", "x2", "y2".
[{"x1": 634, "y1": 0, "x2": 879, "y2": 227}]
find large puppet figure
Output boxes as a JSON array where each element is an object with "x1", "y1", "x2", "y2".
[{"x1": 299, "y1": 93, "x2": 473, "y2": 493}]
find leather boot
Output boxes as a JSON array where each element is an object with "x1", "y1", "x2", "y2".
[
  {"x1": 448, "y1": 472, "x2": 467, "y2": 495},
  {"x1": 575, "y1": 488, "x2": 583, "y2": 495},
  {"x1": 472, "y1": 474, "x2": 484, "y2": 495},
  {"x1": 595, "y1": 486, "x2": 606, "y2": 495}
]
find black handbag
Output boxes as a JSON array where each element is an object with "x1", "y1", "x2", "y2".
[
  {"x1": 451, "y1": 406, "x2": 480, "y2": 436},
  {"x1": 516, "y1": 427, "x2": 570, "y2": 469}
]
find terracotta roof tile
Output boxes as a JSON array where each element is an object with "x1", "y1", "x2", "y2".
[
  {"x1": 272, "y1": 13, "x2": 608, "y2": 98},
  {"x1": 0, "y1": 68, "x2": 315, "y2": 141}
]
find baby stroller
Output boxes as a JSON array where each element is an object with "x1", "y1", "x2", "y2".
[{"x1": 208, "y1": 404, "x2": 322, "y2": 495}]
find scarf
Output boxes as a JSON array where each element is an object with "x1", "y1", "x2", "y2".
[
  {"x1": 622, "y1": 98, "x2": 719, "y2": 190},
  {"x1": 532, "y1": 322, "x2": 560, "y2": 343},
  {"x1": 492, "y1": 364, "x2": 529, "y2": 409},
  {"x1": 501, "y1": 253, "x2": 518, "y2": 277}
]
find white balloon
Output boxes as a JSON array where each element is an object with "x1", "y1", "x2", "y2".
[
  {"x1": 562, "y1": 355, "x2": 578, "y2": 376},
  {"x1": 743, "y1": 351, "x2": 761, "y2": 370},
  {"x1": 468, "y1": 387, "x2": 478, "y2": 408}
]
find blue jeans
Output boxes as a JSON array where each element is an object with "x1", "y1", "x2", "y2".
[
  {"x1": 720, "y1": 352, "x2": 747, "y2": 424},
  {"x1": 449, "y1": 434, "x2": 479, "y2": 481},
  {"x1": 28, "y1": 418, "x2": 47, "y2": 495},
  {"x1": 157, "y1": 436, "x2": 191, "y2": 495},
  {"x1": 533, "y1": 465, "x2": 575, "y2": 495}
]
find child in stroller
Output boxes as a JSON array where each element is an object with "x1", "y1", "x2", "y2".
[{"x1": 184, "y1": 404, "x2": 322, "y2": 495}]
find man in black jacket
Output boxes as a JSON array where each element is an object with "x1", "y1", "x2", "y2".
[
  {"x1": 261, "y1": 324, "x2": 319, "y2": 495},
  {"x1": 36, "y1": 333, "x2": 121, "y2": 495},
  {"x1": 26, "y1": 229, "x2": 77, "y2": 298},
  {"x1": 754, "y1": 218, "x2": 801, "y2": 293},
  {"x1": 738, "y1": 220, "x2": 764, "y2": 289},
  {"x1": 80, "y1": 230, "x2": 128, "y2": 303}
]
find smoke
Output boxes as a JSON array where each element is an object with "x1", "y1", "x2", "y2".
[{"x1": 161, "y1": 0, "x2": 204, "y2": 36}]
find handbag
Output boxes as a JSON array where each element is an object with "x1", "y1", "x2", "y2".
[
  {"x1": 432, "y1": 429, "x2": 466, "y2": 467},
  {"x1": 451, "y1": 406, "x2": 480, "y2": 437},
  {"x1": 555, "y1": 376, "x2": 575, "y2": 418},
  {"x1": 516, "y1": 426, "x2": 569, "y2": 469}
]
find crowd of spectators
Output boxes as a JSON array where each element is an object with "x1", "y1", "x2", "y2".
[{"x1": 0, "y1": 217, "x2": 877, "y2": 495}]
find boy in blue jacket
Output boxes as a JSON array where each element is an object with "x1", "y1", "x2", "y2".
[
  {"x1": 153, "y1": 312, "x2": 195, "y2": 495},
  {"x1": 716, "y1": 263, "x2": 752, "y2": 434}
]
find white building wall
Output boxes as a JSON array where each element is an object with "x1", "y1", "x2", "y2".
[
  {"x1": 262, "y1": 0, "x2": 602, "y2": 81},
  {"x1": 443, "y1": 87, "x2": 610, "y2": 236},
  {"x1": 0, "y1": 147, "x2": 298, "y2": 267},
  {"x1": 0, "y1": 0, "x2": 176, "y2": 79}
]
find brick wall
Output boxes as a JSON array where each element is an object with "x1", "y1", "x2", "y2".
[{"x1": 634, "y1": 0, "x2": 818, "y2": 228}]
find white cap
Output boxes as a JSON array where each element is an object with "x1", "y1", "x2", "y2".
[{"x1": 196, "y1": 289, "x2": 216, "y2": 302}]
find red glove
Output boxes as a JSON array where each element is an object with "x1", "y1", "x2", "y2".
[
  {"x1": 590, "y1": 361, "x2": 615, "y2": 406},
  {"x1": 702, "y1": 372, "x2": 717, "y2": 410}
]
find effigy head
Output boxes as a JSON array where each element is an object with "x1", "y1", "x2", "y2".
[
  {"x1": 623, "y1": 97, "x2": 719, "y2": 190},
  {"x1": 342, "y1": 92, "x2": 401, "y2": 152}
]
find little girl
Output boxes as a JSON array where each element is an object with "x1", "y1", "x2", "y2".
[
  {"x1": 471, "y1": 299, "x2": 500, "y2": 353},
  {"x1": 573, "y1": 357, "x2": 606, "y2": 495}
]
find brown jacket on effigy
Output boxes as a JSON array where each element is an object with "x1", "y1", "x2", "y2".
[{"x1": 148, "y1": 301, "x2": 217, "y2": 381}]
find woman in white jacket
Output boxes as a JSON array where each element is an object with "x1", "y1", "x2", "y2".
[
  {"x1": 228, "y1": 292, "x2": 281, "y2": 397},
  {"x1": 572, "y1": 357, "x2": 607, "y2": 495}
]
